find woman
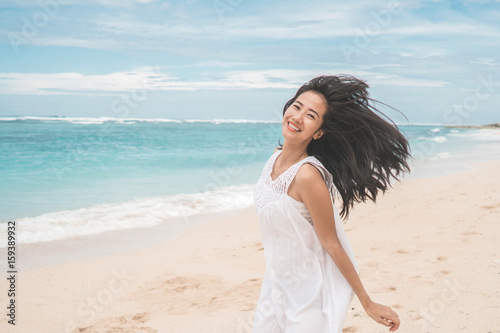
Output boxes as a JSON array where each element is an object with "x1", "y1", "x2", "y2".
[{"x1": 252, "y1": 75, "x2": 410, "y2": 332}]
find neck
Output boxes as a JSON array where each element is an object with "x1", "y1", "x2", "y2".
[{"x1": 279, "y1": 141, "x2": 310, "y2": 165}]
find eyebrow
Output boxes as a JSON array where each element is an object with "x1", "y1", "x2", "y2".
[{"x1": 295, "y1": 100, "x2": 320, "y2": 118}]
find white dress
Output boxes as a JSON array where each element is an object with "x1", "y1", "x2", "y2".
[{"x1": 252, "y1": 149, "x2": 359, "y2": 333}]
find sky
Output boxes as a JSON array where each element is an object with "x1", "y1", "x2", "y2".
[{"x1": 0, "y1": 0, "x2": 499, "y2": 125}]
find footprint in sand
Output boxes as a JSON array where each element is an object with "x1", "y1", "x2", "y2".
[
  {"x1": 160, "y1": 276, "x2": 201, "y2": 293},
  {"x1": 166, "y1": 276, "x2": 188, "y2": 284},
  {"x1": 131, "y1": 312, "x2": 150, "y2": 323},
  {"x1": 75, "y1": 313, "x2": 155, "y2": 333},
  {"x1": 407, "y1": 310, "x2": 422, "y2": 320},
  {"x1": 481, "y1": 203, "x2": 500, "y2": 209}
]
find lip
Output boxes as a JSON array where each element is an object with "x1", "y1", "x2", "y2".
[{"x1": 287, "y1": 121, "x2": 301, "y2": 132}]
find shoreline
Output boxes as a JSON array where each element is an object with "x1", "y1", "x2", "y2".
[
  {"x1": 0, "y1": 206, "x2": 254, "y2": 272},
  {"x1": 3, "y1": 148, "x2": 500, "y2": 272},
  {"x1": 445, "y1": 122, "x2": 500, "y2": 129},
  {"x1": 1, "y1": 159, "x2": 499, "y2": 332}
]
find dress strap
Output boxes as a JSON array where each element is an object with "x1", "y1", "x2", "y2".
[
  {"x1": 254, "y1": 150, "x2": 339, "y2": 211},
  {"x1": 284, "y1": 156, "x2": 339, "y2": 199}
]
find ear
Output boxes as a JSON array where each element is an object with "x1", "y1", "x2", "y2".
[{"x1": 314, "y1": 129, "x2": 324, "y2": 140}]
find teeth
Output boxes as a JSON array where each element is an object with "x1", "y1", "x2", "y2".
[{"x1": 289, "y1": 122, "x2": 300, "y2": 131}]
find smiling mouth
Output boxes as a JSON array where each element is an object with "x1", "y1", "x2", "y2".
[{"x1": 287, "y1": 122, "x2": 301, "y2": 132}]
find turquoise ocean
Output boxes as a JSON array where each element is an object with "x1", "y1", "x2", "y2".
[{"x1": 1, "y1": 116, "x2": 500, "y2": 247}]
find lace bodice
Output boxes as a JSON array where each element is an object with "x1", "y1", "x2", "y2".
[{"x1": 254, "y1": 149, "x2": 338, "y2": 213}]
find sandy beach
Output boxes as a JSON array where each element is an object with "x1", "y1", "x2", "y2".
[{"x1": 1, "y1": 160, "x2": 500, "y2": 333}]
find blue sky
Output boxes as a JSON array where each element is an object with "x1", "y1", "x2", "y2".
[{"x1": 1, "y1": 0, "x2": 499, "y2": 124}]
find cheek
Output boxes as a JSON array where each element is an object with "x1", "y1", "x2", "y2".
[
  {"x1": 282, "y1": 110, "x2": 293, "y2": 122},
  {"x1": 305, "y1": 118, "x2": 318, "y2": 127},
  {"x1": 309, "y1": 121, "x2": 323, "y2": 134}
]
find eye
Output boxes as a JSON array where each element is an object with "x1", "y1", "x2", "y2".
[
  {"x1": 293, "y1": 105, "x2": 300, "y2": 110},
  {"x1": 308, "y1": 114, "x2": 315, "y2": 119}
]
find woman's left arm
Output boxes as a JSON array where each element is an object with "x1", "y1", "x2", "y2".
[{"x1": 294, "y1": 164, "x2": 400, "y2": 332}]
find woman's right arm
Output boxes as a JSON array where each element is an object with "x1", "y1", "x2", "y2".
[{"x1": 295, "y1": 164, "x2": 400, "y2": 331}]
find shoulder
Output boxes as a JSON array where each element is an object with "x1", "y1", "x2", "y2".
[
  {"x1": 273, "y1": 146, "x2": 281, "y2": 154},
  {"x1": 293, "y1": 161, "x2": 330, "y2": 202},
  {"x1": 295, "y1": 161, "x2": 325, "y2": 184}
]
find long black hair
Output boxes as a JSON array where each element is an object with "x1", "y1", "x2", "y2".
[{"x1": 278, "y1": 75, "x2": 411, "y2": 219}]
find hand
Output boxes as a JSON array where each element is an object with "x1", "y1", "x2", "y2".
[{"x1": 363, "y1": 300, "x2": 400, "y2": 331}]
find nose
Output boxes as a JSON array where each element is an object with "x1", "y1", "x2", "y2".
[{"x1": 291, "y1": 114, "x2": 304, "y2": 124}]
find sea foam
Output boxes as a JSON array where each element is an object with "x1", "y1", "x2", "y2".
[
  {"x1": 0, "y1": 116, "x2": 279, "y2": 124},
  {"x1": 0, "y1": 184, "x2": 255, "y2": 247}
]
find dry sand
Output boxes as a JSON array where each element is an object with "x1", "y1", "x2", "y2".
[{"x1": 1, "y1": 161, "x2": 499, "y2": 333}]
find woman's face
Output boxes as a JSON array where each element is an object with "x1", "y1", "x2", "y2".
[{"x1": 282, "y1": 90, "x2": 327, "y2": 143}]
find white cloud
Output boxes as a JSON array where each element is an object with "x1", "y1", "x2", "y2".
[
  {"x1": 470, "y1": 57, "x2": 500, "y2": 66},
  {"x1": 0, "y1": 0, "x2": 158, "y2": 7},
  {"x1": 161, "y1": 61, "x2": 252, "y2": 69},
  {"x1": 0, "y1": 69, "x2": 302, "y2": 95},
  {"x1": 463, "y1": 0, "x2": 500, "y2": 3},
  {"x1": 0, "y1": 67, "x2": 169, "y2": 95},
  {"x1": 372, "y1": 77, "x2": 448, "y2": 87},
  {"x1": 384, "y1": 22, "x2": 500, "y2": 37},
  {"x1": 32, "y1": 36, "x2": 124, "y2": 50},
  {"x1": 0, "y1": 68, "x2": 448, "y2": 96},
  {"x1": 45, "y1": 11, "x2": 499, "y2": 54}
]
